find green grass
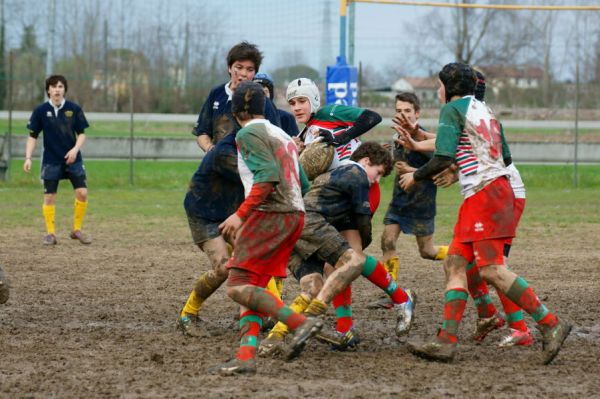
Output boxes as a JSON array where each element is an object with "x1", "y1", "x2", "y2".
[{"x1": 1, "y1": 161, "x2": 599, "y2": 231}]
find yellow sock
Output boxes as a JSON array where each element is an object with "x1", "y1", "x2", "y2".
[
  {"x1": 181, "y1": 289, "x2": 204, "y2": 317},
  {"x1": 265, "y1": 277, "x2": 282, "y2": 299},
  {"x1": 268, "y1": 294, "x2": 310, "y2": 339},
  {"x1": 385, "y1": 257, "x2": 400, "y2": 281},
  {"x1": 73, "y1": 199, "x2": 88, "y2": 231},
  {"x1": 42, "y1": 204, "x2": 56, "y2": 235},
  {"x1": 435, "y1": 245, "x2": 449, "y2": 260},
  {"x1": 274, "y1": 277, "x2": 284, "y2": 297}
]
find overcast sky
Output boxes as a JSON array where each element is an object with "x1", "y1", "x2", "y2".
[{"x1": 5, "y1": 0, "x2": 598, "y2": 82}]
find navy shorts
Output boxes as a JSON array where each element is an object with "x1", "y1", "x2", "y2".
[
  {"x1": 42, "y1": 162, "x2": 87, "y2": 194},
  {"x1": 187, "y1": 215, "x2": 222, "y2": 245},
  {"x1": 383, "y1": 205, "x2": 435, "y2": 237}
]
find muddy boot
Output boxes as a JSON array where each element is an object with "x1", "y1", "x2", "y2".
[
  {"x1": 407, "y1": 337, "x2": 457, "y2": 363},
  {"x1": 207, "y1": 358, "x2": 257, "y2": 376},
  {"x1": 498, "y1": 328, "x2": 534, "y2": 347},
  {"x1": 316, "y1": 327, "x2": 361, "y2": 351},
  {"x1": 0, "y1": 267, "x2": 9, "y2": 304},
  {"x1": 540, "y1": 319, "x2": 572, "y2": 365},
  {"x1": 176, "y1": 313, "x2": 201, "y2": 337},
  {"x1": 472, "y1": 313, "x2": 505, "y2": 342},
  {"x1": 257, "y1": 332, "x2": 285, "y2": 358},
  {"x1": 284, "y1": 317, "x2": 323, "y2": 361},
  {"x1": 395, "y1": 289, "x2": 417, "y2": 336}
]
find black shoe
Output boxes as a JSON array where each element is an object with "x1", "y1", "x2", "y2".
[
  {"x1": 207, "y1": 358, "x2": 257, "y2": 376},
  {"x1": 284, "y1": 317, "x2": 323, "y2": 361},
  {"x1": 0, "y1": 267, "x2": 9, "y2": 304},
  {"x1": 540, "y1": 319, "x2": 572, "y2": 365}
]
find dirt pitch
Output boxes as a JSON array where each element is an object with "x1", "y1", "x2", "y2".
[{"x1": 1, "y1": 214, "x2": 599, "y2": 398}]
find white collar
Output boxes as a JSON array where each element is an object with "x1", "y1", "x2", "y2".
[
  {"x1": 225, "y1": 82, "x2": 233, "y2": 101},
  {"x1": 48, "y1": 98, "x2": 66, "y2": 113},
  {"x1": 244, "y1": 118, "x2": 268, "y2": 127}
]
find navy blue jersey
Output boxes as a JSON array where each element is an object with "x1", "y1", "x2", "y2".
[
  {"x1": 303, "y1": 162, "x2": 371, "y2": 223},
  {"x1": 184, "y1": 132, "x2": 244, "y2": 223},
  {"x1": 27, "y1": 100, "x2": 89, "y2": 165},
  {"x1": 192, "y1": 83, "x2": 281, "y2": 144},
  {"x1": 390, "y1": 142, "x2": 437, "y2": 219},
  {"x1": 278, "y1": 109, "x2": 299, "y2": 137}
]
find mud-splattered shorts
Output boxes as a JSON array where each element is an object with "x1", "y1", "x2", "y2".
[
  {"x1": 383, "y1": 208, "x2": 435, "y2": 237},
  {"x1": 227, "y1": 211, "x2": 304, "y2": 278},
  {"x1": 287, "y1": 211, "x2": 351, "y2": 281},
  {"x1": 186, "y1": 214, "x2": 221, "y2": 245}
]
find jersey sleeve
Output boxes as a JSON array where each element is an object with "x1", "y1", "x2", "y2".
[
  {"x1": 27, "y1": 107, "x2": 43, "y2": 138},
  {"x1": 329, "y1": 104, "x2": 364, "y2": 123},
  {"x1": 73, "y1": 106, "x2": 90, "y2": 134},
  {"x1": 192, "y1": 92, "x2": 214, "y2": 138},
  {"x1": 500, "y1": 123, "x2": 511, "y2": 161},
  {"x1": 434, "y1": 103, "x2": 463, "y2": 159},
  {"x1": 236, "y1": 127, "x2": 280, "y2": 184},
  {"x1": 264, "y1": 98, "x2": 281, "y2": 128}
]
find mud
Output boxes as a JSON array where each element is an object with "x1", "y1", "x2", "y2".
[{"x1": 1, "y1": 217, "x2": 598, "y2": 398}]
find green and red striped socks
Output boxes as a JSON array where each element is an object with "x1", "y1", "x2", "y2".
[
  {"x1": 505, "y1": 277, "x2": 558, "y2": 328},
  {"x1": 438, "y1": 288, "x2": 469, "y2": 343},
  {"x1": 362, "y1": 256, "x2": 408, "y2": 304},
  {"x1": 332, "y1": 285, "x2": 353, "y2": 333},
  {"x1": 466, "y1": 262, "x2": 497, "y2": 318},
  {"x1": 236, "y1": 310, "x2": 263, "y2": 361},
  {"x1": 246, "y1": 287, "x2": 306, "y2": 330}
]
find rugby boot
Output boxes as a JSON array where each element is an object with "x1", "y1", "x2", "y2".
[
  {"x1": 395, "y1": 289, "x2": 417, "y2": 336},
  {"x1": 0, "y1": 267, "x2": 9, "y2": 304},
  {"x1": 257, "y1": 332, "x2": 285, "y2": 357},
  {"x1": 43, "y1": 234, "x2": 57, "y2": 245},
  {"x1": 329, "y1": 328, "x2": 361, "y2": 351},
  {"x1": 207, "y1": 358, "x2": 256, "y2": 376},
  {"x1": 472, "y1": 313, "x2": 505, "y2": 342},
  {"x1": 284, "y1": 317, "x2": 323, "y2": 361},
  {"x1": 498, "y1": 328, "x2": 534, "y2": 347},
  {"x1": 70, "y1": 230, "x2": 92, "y2": 244},
  {"x1": 261, "y1": 316, "x2": 276, "y2": 332},
  {"x1": 407, "y1": 336, "x2": 457, "y2": 363},
  {"x1": 176, "y1": 313, "x2": 201, "y2": 337},
  {"x1": 540, "y1": 319, "x2": 572, "y2": 365},
  {"x1": 366, "y1": 295, "x2": 394, "y2": 310}
]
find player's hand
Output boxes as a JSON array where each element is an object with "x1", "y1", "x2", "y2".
[
  {"x1": 393, "y1": 128, "x2": 418, "y2": 151},
  {"x1": 433, "y1": 165, "x2": 459, "y2": 188},
  {"x1": 399, "y1": 172, "x2": 416, "y2": 191},
  {"x1": 23, "y1": 158, "x2": 32, "y2": 172},
  {"x1": 392, "y1": 113, "x2": 419, "y2": 137},
  {"x1": 219, "y1": 213, "x2": 243, "y2": 242},
  {"x1": 381, "y1": 143, "x2": 392, "y2": 151},
  {"x1": 292, "y1": 136, "x2": 305, "y2": 153},
  {"x1": 64, "y1": 148, "x2": 78, "y2": 165},
  {"x1": 318, "y1": 129, "x2": 337, "y2": 146},
  {"x1": 395, "y1": 161, "x2": 416, "y2": 175}
]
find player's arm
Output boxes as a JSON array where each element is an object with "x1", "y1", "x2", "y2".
[
  {"x1": 320, "y1": 108, "x2": 382, "y2": 146},
  {"x1": 65, "y1": 132, "x2": 85, "y2": 165},
  {"x1": 500, "y1": 123, "x2": 512, "y2": 166},
  {"x1": 193, "y1": 97, "x2": 215, "y2": 152},
  {"x1": 355, "y1": 214, "x2": 372, "y2": 250},
  {"x1": 214, "y1": 141, "x2": 240, "y2": 183},
  {"x1": 23, "y1": 136, "x2": 38, "y2": 172}
]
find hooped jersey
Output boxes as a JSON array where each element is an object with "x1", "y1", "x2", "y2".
[
  {"x1": 305, "y1": 104, "x2": 364, "y2": 170},
  {"x1": 434, "y1": 96, "x2": 511, "y2": 198},
  {"x1": 236, "y1": 119, "x2": 306, "y2": 213}
]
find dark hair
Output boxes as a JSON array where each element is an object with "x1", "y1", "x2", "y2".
[
  {"x1": 438, "y1": 63, "x2": 476, "y2": 103},
  {"x1": 395, "y1": 92, "x2": 420, "y2": 112},
  {"x1": 227, "y1": 41, "x2": 263, "y2": 71},
  {"x1": 232, "y1": 81, "x2": 265, "y2": 121},
  {"x1": 350, "y1": 142, "x2": 393, "y2": 176},
  {"x1": 45, "y1": 75, "x2": 68, "y2": 95}
]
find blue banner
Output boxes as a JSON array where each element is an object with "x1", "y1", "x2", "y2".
[{"x1": 325, "y1": 56, "x2": 358, "y2": 106}]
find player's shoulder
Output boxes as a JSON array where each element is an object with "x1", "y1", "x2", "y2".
[
  {"x1": 32, "y1": 102, "x2": 50, "y2": 114},
  {"x1": 64, "y1": 100, "x2": 83, "y2": 112}
]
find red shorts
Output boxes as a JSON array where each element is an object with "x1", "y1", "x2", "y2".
[
  {"x1": 368, "y1": 181, "x2": 381, "y2": 215},
  {"x1": 505, "y1": 198, "x2": 526, "y2": 246},
  {"x1": 453, "y1": 177, "x2": 516, "y2": 243},
  {"x1": 448, "y1": 237, "x2": 505, "y2": 267},
  {"x1": 227, "y1": 211, "x2": 304, "y2": 278}
]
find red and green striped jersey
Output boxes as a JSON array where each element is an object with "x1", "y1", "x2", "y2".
[{"x1": 434, "y1": 96, "x2": 511, "y2": 198}]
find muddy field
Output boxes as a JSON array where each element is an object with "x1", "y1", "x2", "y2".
[{"x1": 1, "y1": 212, "x2": 599, "y2": 398}]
